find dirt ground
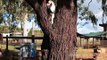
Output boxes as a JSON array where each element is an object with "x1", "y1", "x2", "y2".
[
  {"x1": 76, "y1": 47, "x2": 107, "y2": 60},
  {"x1": 0, "y1": 47, "x2": 107, "y2": 60}
]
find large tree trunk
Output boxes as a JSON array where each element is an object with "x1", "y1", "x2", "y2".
[
  {"x1": 49, "y1": 0, "x2": 77, "y2": 60},
  {"x1": 25, "y1": 0, "x2": 77, "y2": 60}
]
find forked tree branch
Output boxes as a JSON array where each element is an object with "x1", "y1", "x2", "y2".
[{"x1": 25, "y1": 0, "x2": 53, "y2": 35}]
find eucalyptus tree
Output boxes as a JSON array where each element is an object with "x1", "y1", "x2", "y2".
[
  {"x1": 0, "y1": 0, "x2": 5, "y2": 24},
  {"x1": 0, "y1": 0, "x2": 106, "y2": 60},
  {"x1": 101, "y1": 0, "x2": 107, "y2": 23},
  {"x1": 24, "y1": 0, "x2": 107, "y2": 60},
  {"x1": 0, "y1": 0, "x2": 34, "y2": 36},
  {"x1": 25, "y1": 0, "x2": 77, "y2": 60}
]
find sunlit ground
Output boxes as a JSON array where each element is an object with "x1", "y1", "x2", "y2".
[
  {"x1": 0, "y1": 40, "x2": 107, "y2": 60},
  {"x1": 76, "y1": 47, "x2": 107, "y2": 60}
]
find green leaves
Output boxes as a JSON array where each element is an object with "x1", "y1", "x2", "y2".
[
  {"x1": 88, "y1": 11, "x2": 98, "y2": 24},
  {"x1": 0, "y1": 0, "x2": 35, "y2": 33},
  {"x1": 78, "y1": 0, "x2": 98, "y2": 25},
  {"x1": 0, "y1": 14, "x2": 3, "y2": 24}
]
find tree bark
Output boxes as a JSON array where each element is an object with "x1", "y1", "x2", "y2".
[
  {"x1": 49, "y1": 0, "x2": 77, "y2": 60},
  {"x1": 25, "y1": 0, "x2": 77, "y2": 60}
]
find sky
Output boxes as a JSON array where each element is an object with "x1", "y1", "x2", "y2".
[
  {"x1": 77, "y1": 0, "x2": 107, "y2": 34},
  {"x1": 1, "y1": 0, "x2": 107, "y2": 34},
  {"x1": 22, "y1": 0, "x2": 107, "y2": 34}
]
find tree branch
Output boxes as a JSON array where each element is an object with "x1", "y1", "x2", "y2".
[
  {"x1": 25, "y1": 0, "x2": 37, "y2": 8},
  {"x1": 25, "y1": 0, "x2": 53, "y2": 35},
  {"x1": 88, "y1": 0, "x2": 92, "y2": 9}
]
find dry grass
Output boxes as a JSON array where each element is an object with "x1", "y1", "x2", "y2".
[
  {"x1": 0, "y1": 39, "x2": 107, "y2": 60},
  {"x1": 76, "y1": 47, "x2": 107, "y2": 60}
]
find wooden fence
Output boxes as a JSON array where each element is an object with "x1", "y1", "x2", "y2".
[{"x1": 3, "y1": 35, "x2": 43, "y2": 51}]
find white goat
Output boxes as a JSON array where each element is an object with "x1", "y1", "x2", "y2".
[{"x1": 47, "y1": 0, "x2": 56, "y2": 24}]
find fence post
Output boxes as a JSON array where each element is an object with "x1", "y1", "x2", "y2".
[
  {"x1": 6, "y1": 35, "x2": 8, "y2": 51},
  {"x1": 32, "y1": 35, "x2": 35, "y2": 43}
]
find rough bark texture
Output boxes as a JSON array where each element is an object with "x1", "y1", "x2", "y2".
[{"x1": 25, "y1": 0, "x2": 77, "y2": 60}]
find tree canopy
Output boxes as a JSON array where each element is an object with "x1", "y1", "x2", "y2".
[
  {"x1": 0, "y1": 0, "x2": 36, "y2": 33},
  {"x1": 0, "y1": 0, "x2": 107, "y2": 60},
  {"x1": 78, "y1": 0, "x2": 107, "y2": 24},
  {"x1": 0, "y1": 0, "x2": 107, "y2": 27}
]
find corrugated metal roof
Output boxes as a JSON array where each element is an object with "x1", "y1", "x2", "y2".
[{"x1": 79, "y1": 32, "x2": 107, "y2": 37}]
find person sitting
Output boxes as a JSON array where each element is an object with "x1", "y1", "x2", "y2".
[{"x1": 93, "y1": 45, "x2": 101, "y2": 60}]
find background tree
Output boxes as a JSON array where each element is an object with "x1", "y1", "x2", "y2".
[{"x1": 0, "y1": 0, "x2": 36, "y2": 36}]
